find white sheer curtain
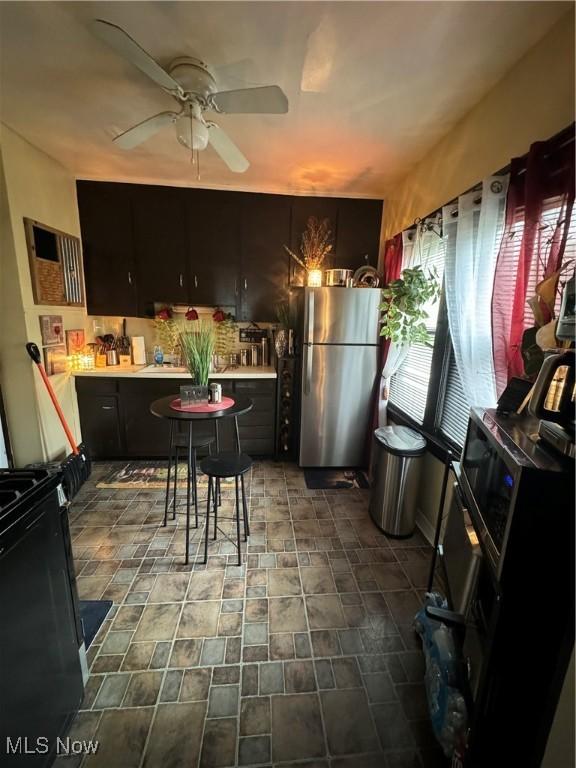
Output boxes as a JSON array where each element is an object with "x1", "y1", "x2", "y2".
[{"x1": 442, "y1": 175, "x2": 509, "y2": 409}]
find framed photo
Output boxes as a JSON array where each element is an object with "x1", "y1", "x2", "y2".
[
  {"x1": 39, "y1": 314, "x2": 64, "y2": 345},
  {"x1": 65, "y1": 329, "x2": 85, "y2": 355},
  {"x1": 43, "y1": 344, "x2": 67, "y2": 376}
]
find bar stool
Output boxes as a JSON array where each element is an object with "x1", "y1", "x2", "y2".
[
  {"x1": 163, "y1": 425, "x2": 215, "y2": 564},
  {"x1": 200, "y1": 452, "x2": 252, "y2": 566}
]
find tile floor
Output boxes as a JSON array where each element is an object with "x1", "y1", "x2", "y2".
[{"x1": 61, "y1": 460, "x2": 447, "y2": 768}]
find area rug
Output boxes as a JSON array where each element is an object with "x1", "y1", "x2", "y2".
[
  {"x1": 80, "y1": 599, "x2": 112, "y2": 649},
  {"x1": 304, "y1": 469, "x2": 369, "y2": 490},
  {"x1": 96, "y1": 462, "x2": 232, "y2": 489}
]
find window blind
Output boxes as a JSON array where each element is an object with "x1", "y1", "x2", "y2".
[{"x1": 439, "y1": 348, "x2": 471, "y2": 447}]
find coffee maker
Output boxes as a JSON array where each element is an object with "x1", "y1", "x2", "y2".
[{"x1": 528, "y1": 349, "x2": 574, "y2": 456}]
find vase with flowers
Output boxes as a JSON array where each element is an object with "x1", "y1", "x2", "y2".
[
  {"x1": 284, "y1": 216, "x2": 333, "y2": 287},
  {"x1": 179, "y1": 320, "x2": 215, "y2": 405}
]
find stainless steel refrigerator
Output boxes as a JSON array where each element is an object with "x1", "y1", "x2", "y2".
[{"x1": 299, "y1": 287, "x2": 381, "y2": 467}]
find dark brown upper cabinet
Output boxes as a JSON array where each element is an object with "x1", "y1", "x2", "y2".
[
  {"x1": 185, "y1": 189, "x2": 240, "y2": 309},
  {"x1": 76, "y1": 181, "x2": 138, "y2": 317},
  {"x1": 335, "y1": 198, "x2": 383, "y2": 270},
  {"x1": 132, "y1": 185, "x2": 189, "y2": 315},
  {"x1": 240, "y1": 193, "x2": 292, "y2": 322},
  {"x1": 289, "y1": 196, "x2": 339, "y2": 285}
]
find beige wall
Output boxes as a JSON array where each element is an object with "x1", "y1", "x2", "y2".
[
  {"x1": 0, "y1": 124, "x2": 85, "y2": 465},
  {"x1": 383, "y1": 9, "x2": 575, "y2": 239}
]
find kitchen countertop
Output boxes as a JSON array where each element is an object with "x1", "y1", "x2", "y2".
[{"x1": 72, "y1": 365, "x2": 277, "y2": 379}]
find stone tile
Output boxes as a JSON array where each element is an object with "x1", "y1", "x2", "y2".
[
  {"x1": 101, "y1": 631, "x2": 133, "y2": 655},
  {"x1": 300, "y1": 567, "x2": 337, "y2": 595},
  {"x1": 332, "y1": 658, "x2": 362, "y2": 689},
  {"x1": 93, "y1": 674, "x2": 130, "y2": 709},
  {"x1": 200, "y1": 637, "x2": 226, "y2": 667},
  {"x1": 365, "y1": 672, "x2": 397, "y2": 703},
  {"x1": 315, "y1": 659, "x2": 335, "y2": 689},
  {"x1": 268, "y1": 568, "x2": 302, "y2": 596},
  {"x1": 244, "y1": 622, "x2": 268, "y2": 646},
  {"x1": 123, "y1": 671, "x2": 162, "y2": 707},
  {"x1": 225, "y1": 636, "x2": 242, "y2": 664},
  {"x1": 241, "y1": 664, "x2": 259, "y2": 696},
  {"x1": 306, "y1": 595, "x2": 346, "y2": 629},
  {"x1": 84, "y1": 708, "x2": 153, "y2": 768},
  {"x1": 269, "y1": 597, "x2": 307, "y2": 632},
  {"x1": 259, "y1": 661, "x2": 284, "y2": 694},
  {"x1": 331, "y1": 755, "x2": 389, "y2": 768},
  {"x1": 92, "y1": 655, "x2": 123, "y2": 674},
  {"x1": 284, "y1": 660, "x2": 317, "y2": 693},
  {"x1": 270, "y1": 633, "x2": 295, "y2": 660},
  {"x1": 142, "y1": 702, "x2": 206, "y2": 768},
  {"x1": 245, "y1": 598, "x2": 268, "y2": 622},
  {"x1": 200, "y1": 718, "x2": 237, "y2": 768},
  {"x1": 180, "y1": 668, "x2": 211, "y2": 702},
  {"x1": 338, "y1": 628, "x2": 364, "y2": 654},
  {"x1": 170, "y1": 639, "x2": 202, "y2": 668},
  {"x1": 218, "y1": 612, "x2": 242, "y2": 636},
  {"x1": 207, "y1": 684, "x2": 239, "y2": 718},
  {"x1": 372, "y1": 702, "x2": 416, "y2": 750},
  {"x1": 212, "y1": 665, "x2": 240, "y2": 685},
  {"x1": 396, "y1": 683, "x2": 429, "y2": 720},
  {"x1": 177, "y1": 602, "x2": 220, "y2": 638},
  {"x1": 271, "y1": 694, "x2": 325, "y2": 762},
  {"x1": 159, "y1": 670, "x2": 183, "y2": 702},
  {"x1": 371, "y1": 563, "x2": 412, "y2": 590},
  {"x1": 121, "y1": 642, "x2": 155, "y2": 671},
  {"x1": 310, "y1": 630, "x2": 341, "y2": 657},
  {"x1": 112, "y1": 605, "x2": 144, "y2": 630},
  {"x1": 294, "y1": 632, "x2": 312, "y2": 658},
  {"x1": 221, "y1": 599, "x2": 243, "y2": 613},
  {"x1": 240, "y1": 695, "x2": 271, "y2": 736},
  {"x1": 186, "y1": 570, "x2": 225, "y2": 600},
  {"x1": 243, "y1": 644, "x2": 268, "y2": 662},
  {"x1": 384, "y1": 591, "x2": 422, "y2": 623},
  {"x1": 133, "y1": 604, "x2": 180, "y2": 641},
  {"x1": 238, "y1": 735, "x2": 271, "y2": 765},
  {"x1": 148, "y1": 573, "x2": 190, "y2": 602},
  {"x1": 222, "y1": 578, "x2": 245, "y2": 598},
  {"x1": 320, "y1": 689, "x2": 379, "y2": 755},
  {"x1": 277, "y1": 553, "x2": 299, "y2": 568}
]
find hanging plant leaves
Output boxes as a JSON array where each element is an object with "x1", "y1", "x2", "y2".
[{"x1": 379, "y1": 265, "x2": 440, "y2": 345}]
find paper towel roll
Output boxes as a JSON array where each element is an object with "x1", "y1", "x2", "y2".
[{"x1": 131, "y1": 336, "x2": 147, "y2": 365}]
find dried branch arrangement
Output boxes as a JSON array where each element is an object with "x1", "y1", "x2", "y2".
[{"x1": 284, "y1": 216, "x2": 333, "y2": 271}]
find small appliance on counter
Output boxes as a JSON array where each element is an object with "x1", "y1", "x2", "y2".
[
  {"x1": 529, "y1": 348, "x2": 575, "y2": 457},
  {"x1": 324, "y1": 268, "x2": 353, "y2": 287}
]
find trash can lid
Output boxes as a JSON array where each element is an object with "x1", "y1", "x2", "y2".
[{"x1": 374, "y1": 425, "x2": 426, "y2": 456}]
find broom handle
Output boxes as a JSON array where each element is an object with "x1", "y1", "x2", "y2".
[{"x1": 26, "y1": 342, "x2": 79, "y2": 455}]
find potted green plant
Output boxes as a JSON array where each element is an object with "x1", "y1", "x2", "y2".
[
  {"x1": 378, "y1": 265, "x2": 441, "y2": 423},
  {"x1": 180, "y1": 320, "x2": 215, "y2": 404}
]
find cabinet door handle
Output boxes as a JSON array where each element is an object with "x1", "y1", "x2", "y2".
[
  {"x1": 127, "y1": 271, "x2": 132, "y2": 285},
  {"x1": 101, "y1": 405, "x2": 114, "y2": 410},
  {"x1": 179, "y1": 273, "x2": 183, "y2": 288},
  {"x1": 194, "y1": 275, "x2": 198, "y2": 288},
  {"x1": 244, "y1": 278, "x2": 248, "y2": 291}
]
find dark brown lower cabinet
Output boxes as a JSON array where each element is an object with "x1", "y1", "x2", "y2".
[{"x1": 75, "y1": 377, "x2": 276, "y2": 459}]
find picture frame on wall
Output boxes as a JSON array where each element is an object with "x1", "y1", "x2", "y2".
[
  {"x1": 39, "y1": 315, "x2": 64, "y2": 346},
  {"x1": 43, "y1": 344, "x2": 67, "y2": 376},
  {"x1": 65, "y1": 329, "x2": 85, "y2": 355}
]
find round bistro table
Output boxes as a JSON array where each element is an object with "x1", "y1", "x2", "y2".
[{"x1": 150, "y1": 394, "x2": 253, "y2": 564}]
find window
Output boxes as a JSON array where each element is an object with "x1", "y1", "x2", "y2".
[
  {"x1": 438, "y1": 348, "x2": 471, "y2": 447},
  {"x1": 388, "y1": 222, "x2": 446, "y2": 424}
]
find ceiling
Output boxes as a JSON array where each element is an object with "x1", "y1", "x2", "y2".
[{"x1": 0, "y1": 1, "x2": 571, "y2": 198}]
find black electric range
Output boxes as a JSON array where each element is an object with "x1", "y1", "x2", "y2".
[{"x1": 0, "y1": 468, "x2": 84, "y2": 766}]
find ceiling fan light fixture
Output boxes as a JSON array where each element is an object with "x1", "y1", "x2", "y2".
[{"x1": 175, "y1": 114, "x2": 209, "y2": 151}]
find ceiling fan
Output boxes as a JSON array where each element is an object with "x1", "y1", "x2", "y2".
[{"x1": 91, "y1": 19, "x2": 289, "y2": 173}]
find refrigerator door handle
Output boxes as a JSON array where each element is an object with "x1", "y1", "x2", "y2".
[
  {"x1": 307, "y1": 290, "x2": 315, "y2": 345},
  {"x1": 304, "y1": 343, "x2": 313, "y2": 395}
]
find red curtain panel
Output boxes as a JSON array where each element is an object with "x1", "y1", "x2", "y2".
[{"x1": 492, "y1": 127, "x2": 575, "y2": 395}]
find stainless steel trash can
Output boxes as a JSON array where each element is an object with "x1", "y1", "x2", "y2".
[{"x1": 369, "y1": 425, "x2": 426, "y2": 537}]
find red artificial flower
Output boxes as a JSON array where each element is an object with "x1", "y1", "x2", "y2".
[
  {"x1": 212, "y1": 309, "x2": 225, "y2": 322},
  {"x1": 185, "y1": 308, "x2": 199, "y2": 321},
  {"x1": 156, "y1": 307, "x2": 172, "y2": 320}
]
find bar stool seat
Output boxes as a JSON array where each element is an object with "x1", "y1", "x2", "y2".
[{"x1": 200, "y1": 452, "x2": 252, "y2": 566}]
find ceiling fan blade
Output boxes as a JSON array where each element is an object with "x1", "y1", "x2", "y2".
[
  {"x1": 91, "y1": 19, "x2": 183, "y2": 96},
  {"x1": 211, "y1": 85, "x2": 288, "y2": 114},
  {"x1": 113, "y1": 112, "x2": 177, "y2": 149},
  {"x1": 207, "y1": 123, "x2": 249, "y2": 173}
]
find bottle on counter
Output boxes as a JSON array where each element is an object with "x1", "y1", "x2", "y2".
[{"x1": 153, "y1": 346, "x2": 164, "y2": 367}]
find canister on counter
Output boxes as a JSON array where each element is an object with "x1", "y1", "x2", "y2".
[{"x1": 210, "y1": 383, "x2": 222, "y2": 404}]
